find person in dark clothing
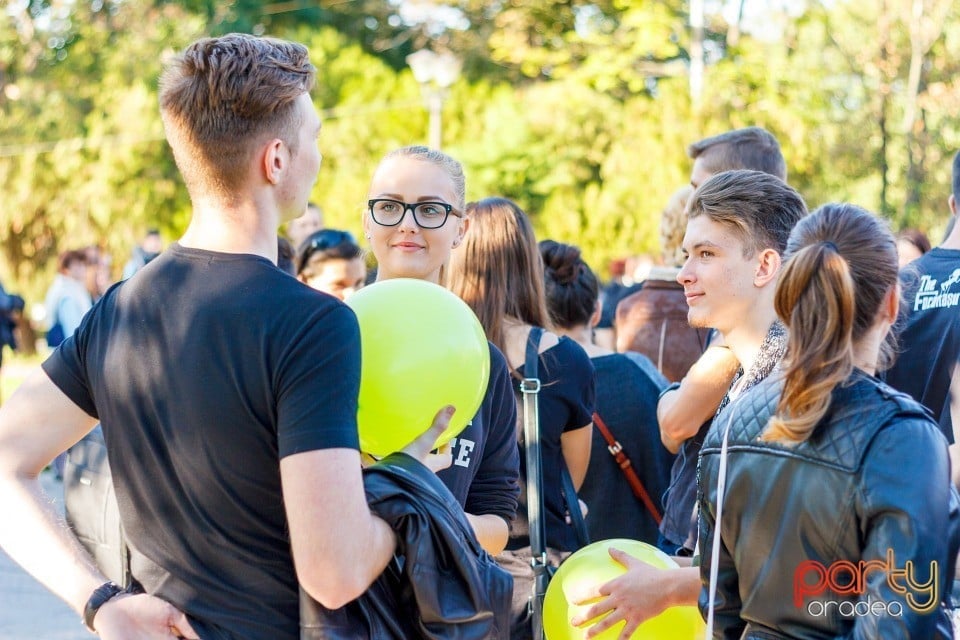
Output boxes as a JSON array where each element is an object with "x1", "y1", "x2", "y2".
[
  {"x1": 0, "y1": 280, "x2": 24, "y2": 370},
  {"x1": 540, "y1": 239, "x2": 673, "y2": 545},
  {"x1": 447, "y1": 197, "x2": 595, "y2": 639},
  {"x1": 884, "y1": 150, "x2": 960, "y2": 488},
  {"x1": 0, "y1": 34, "x2": 447, "y2": 640},
  {"x1": 700, "y1": 203, "x2": 959, "y2": 638}
]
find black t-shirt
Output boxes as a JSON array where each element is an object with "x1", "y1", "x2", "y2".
[
  {"x1": 43, "y1": 243, "x2": 361, "y2": 640},
  {"x1": 508, "y1": 336, "x2": 595, "y2": 552},
  {"x1": 436, "y1": 342, "x2": 520, "y2": 524},
  {"x1": 884, "y1": 248, "x2": 960, "y2": 442}
]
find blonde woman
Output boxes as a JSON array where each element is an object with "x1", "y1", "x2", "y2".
[{"x1": 363, "y1": 146, "x2": 520, "y2": 556}]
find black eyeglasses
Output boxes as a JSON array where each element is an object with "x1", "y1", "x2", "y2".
[{"x1": 367, "y1": 199, "x2": 460, "y2": 229}]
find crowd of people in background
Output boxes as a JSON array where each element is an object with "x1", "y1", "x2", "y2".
[{"x1": 0, "y1": 32, "x2": 958, "y2": 640}]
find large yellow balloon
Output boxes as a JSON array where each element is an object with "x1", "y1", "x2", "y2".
[
  {"x1": 346, "y1": 278, "x2": 490, "y2": 457},
  {"x1": 544, "y1": 539, "x2": 705, "y2": 640}
]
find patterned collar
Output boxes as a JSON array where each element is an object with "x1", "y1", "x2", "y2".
[{"x1": 716, "y1": 320, "x2": 787, "y2": 416}]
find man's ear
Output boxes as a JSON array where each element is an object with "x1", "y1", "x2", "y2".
[
  {"x1": 950, "y1": 194, "x2": 957, "y2": 217},
  {"x1": 262, "y1": 138, "x2": 286, "y2": 185},
  {"x1": 754, "y1": 248, "x2": 782, "y2": 287}
]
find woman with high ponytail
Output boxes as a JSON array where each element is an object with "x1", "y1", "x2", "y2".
[{"x1": 697, "y1": 203, "x2": 960, "y2": 638}]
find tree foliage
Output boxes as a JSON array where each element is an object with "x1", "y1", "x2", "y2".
[{"x1": 2, "y1": 0, "x2": 959, "y2": 309}]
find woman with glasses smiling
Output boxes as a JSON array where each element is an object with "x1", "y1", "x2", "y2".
[
  {"x1": 295, "y1": 229, "x2": 366, "y2": 301},
  {"x1": 362, "y1": 145, "x2": 521, "y2": 557}
]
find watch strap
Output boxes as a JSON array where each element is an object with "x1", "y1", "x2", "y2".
[{"x1": 82, "y1": 581, "x2": 125, "y2": 633}]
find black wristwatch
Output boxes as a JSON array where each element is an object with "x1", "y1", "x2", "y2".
[{"x1": 82, "y1": 581, "x2": 125, "y2": 633}]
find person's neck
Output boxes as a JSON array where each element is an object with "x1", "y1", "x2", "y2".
[
  {"x1": 375, "y1": 270, "x2": 441, "y2": 285},
  {"x1": 179, "y1": 195, "x2": 280, "y2": 262},
  {"x1": 554, "y1": 323, "x2": 613, "y2": 357},
  {"x1": 851, "y1": 318, "x2": 889, "y2": 377},
  {"x1": 941, "y1": 211, "x2": 960, "y2": 250},
  {"x1": 722, "y1": 305, "x2": 779, "y2": 376}
]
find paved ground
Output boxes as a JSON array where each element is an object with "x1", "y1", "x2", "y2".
[{"x1": 0, "y1": 470, "x2": 89, "y2": 640}]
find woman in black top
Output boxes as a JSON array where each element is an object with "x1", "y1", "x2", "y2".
[{"x1": 447, "y1": 197, "x2": 595, "y2": 639}]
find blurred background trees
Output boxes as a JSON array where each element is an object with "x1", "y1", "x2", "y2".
[{"x1": 2, "y1": 0, "x2": 960, "y2": 307}]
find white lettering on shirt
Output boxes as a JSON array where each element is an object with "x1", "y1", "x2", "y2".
[
  {"x1": 451, "y1": 436, "x2": 475, "y2": 468},
  {"x1": 914, "y1": 272, "x2": 960, "y2": 311}
]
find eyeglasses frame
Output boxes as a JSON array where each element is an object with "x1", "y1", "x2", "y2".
[{"x1": 367, "y1": 198, "x2": 461, "y2": 229}]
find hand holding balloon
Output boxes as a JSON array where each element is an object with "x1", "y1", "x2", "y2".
[
  {"x1": 570, "y1": 548, "x2": 671, "y2": 638},
  {"x1": 544, "y1": 540, "x2": 703, "y2": 640},
  {"x1": 400, "y1": 405, "x2": 455, "y2": 473}
]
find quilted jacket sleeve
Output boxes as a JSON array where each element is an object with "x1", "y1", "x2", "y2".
[{"x1": 849, "y1": 415, "x2": 959, "y2": 640}]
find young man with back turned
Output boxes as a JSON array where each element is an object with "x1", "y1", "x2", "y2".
[{"x1": 0, "y1": 34, "x2": 445, "y2": 640}]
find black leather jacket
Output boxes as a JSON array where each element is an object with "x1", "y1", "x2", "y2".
[
  {"x1": 301, "y1": 453, "x2": 512, "y2": 639},
  {"x1": 698, "y1": 370, "x2": 960, "y2": 639}
]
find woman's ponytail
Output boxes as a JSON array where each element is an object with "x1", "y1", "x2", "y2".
[
  {"x1": 763, "y1": 204, "x2": 898, "y2": 444},
  {"x1": 764, "y1": 242, "x2": 856, "y2": 442}
]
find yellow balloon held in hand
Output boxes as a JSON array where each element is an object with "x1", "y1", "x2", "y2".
[
  {"x1": 346, "y1": 278, "x2": 490, "y2": 457},
  {"x1": 544, "y1": 539, "x2": 705, "y2": 640}
]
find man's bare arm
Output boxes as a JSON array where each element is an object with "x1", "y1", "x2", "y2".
[
  {"x1": 0, "y1": 368, "x2": 113, "y2": 610},
  {"x1": 658, "y1": 346, "x2": 739, "y2": 453},
  {"x1": 283, "y1": 405, "x2": 454, "y2": 609},
  {"x1": 0, "y1": 369, "x2": 198, "y2": 638}
]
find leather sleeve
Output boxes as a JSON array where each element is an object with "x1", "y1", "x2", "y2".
[
  {"x1": 850, "y1": 415, "x2": 958, "y2": 640},
  {"x1": 697, "y1": 457, "x2": 747, "y2": 640}
]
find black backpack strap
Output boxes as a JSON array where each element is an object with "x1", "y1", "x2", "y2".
[
  {"x1": 525, "y1": 326, "x2": 543, "y2": 377},
  {"x1": 520, "y1": 326, "x2": 547, "y2": 640},
  {"x1": 522, "y1": 325, "x2": 545, "y2": 555},
  {"x1": 524, "y1": 326, "x2": 589, "y2": 549}
]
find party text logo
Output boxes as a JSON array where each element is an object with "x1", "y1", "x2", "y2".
[{"x1": 793, "y1": 549, "x2": 938, "y2": 618}]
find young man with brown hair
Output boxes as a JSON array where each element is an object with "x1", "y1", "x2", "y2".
[
  {"x1": 657, "y1": 126, "x2": 788, "y2": 556},
  {"x1": 573, "y1": 169, "x2": 807, "y2": 638},
  {"x1": 0, "y1": 34, "x2": 445, "y2": 640}
]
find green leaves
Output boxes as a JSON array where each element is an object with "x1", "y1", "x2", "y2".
[{"x1": 3, "y1": 0, "x2": 960, "y2": 309}]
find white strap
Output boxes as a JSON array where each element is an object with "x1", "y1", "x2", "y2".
[{"x1": 705, "y1": 406, "x2": 737, "y2": 637}]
